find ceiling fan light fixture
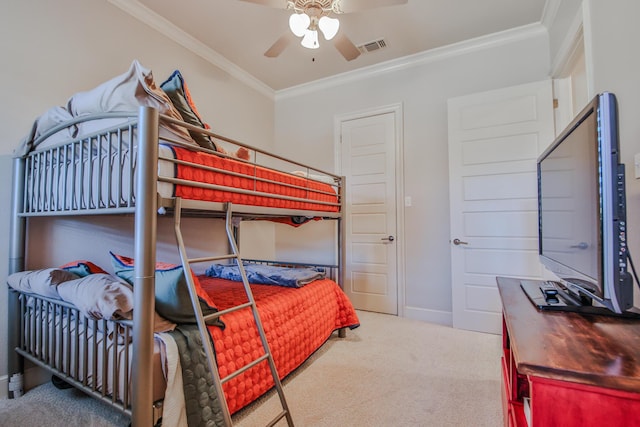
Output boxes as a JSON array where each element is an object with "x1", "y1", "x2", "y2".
[
  {"x1": 289, "y1": 12, "x2": 310, "y2": 37},
  {"x1": 300, "y1": 29, "x2": 319, "y2": 49},
  {"x1": 318, "y1": 15, "x2": 339, "y2": 40}
]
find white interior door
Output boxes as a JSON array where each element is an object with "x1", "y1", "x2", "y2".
[
  {"x1": 448, "y1": 81, "x2": 555, "y2": 334},
  {"x1": 339, "y1": 109, "x2": 400, "y2": 315}
]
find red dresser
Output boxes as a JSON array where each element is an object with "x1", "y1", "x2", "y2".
[{"x1": 497, "y1": 276, "x2": 640, "y2": 427}]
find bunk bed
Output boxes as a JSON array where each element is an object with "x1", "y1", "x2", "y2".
[{"x1": 7, "y1": 62, "x2": 358, "y2": 426}]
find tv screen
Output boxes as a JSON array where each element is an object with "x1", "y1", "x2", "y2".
[{"x1": 535, "y1": 92, "x2": 634, "y2": 314}]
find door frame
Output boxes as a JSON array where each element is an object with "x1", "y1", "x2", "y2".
[{"x1": 333, "y1": 103, "x2": 406, "y2": 316}]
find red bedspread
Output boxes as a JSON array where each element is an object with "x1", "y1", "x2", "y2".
[
  {"x1": 170, "y1": 146, "x2": 339, "y2": 212},
  {"x1": 199, "y1": 276, "x2": 359, "y2": 414}
]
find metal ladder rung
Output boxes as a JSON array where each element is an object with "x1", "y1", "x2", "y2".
[
  {"x1": 188, "y1": 254, "x2": 238, "y2": 264},
  {"x1": 266, "y1": 410, "x2": 289, "y2": 427},
  {"x1": 221, "y1": 353, "x2": 270, "y2": 384},
  {"x1": 203, "y1": 302, "x2": 253, "y2": 323}
]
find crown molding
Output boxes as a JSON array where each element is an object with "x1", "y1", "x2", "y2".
[
  {"x1": 550, "y1": 4, "x2": 584, "y2": 77},
  {"x1": 275, "y1": 23, "x2": 548, "y2": 100},
  {"x1": 107, "y1": 0, "x2": 275, "y2": 100},
  {"x1": 109, "y1": 0, "x2": 549, "y2": 104},
  {"x1": 540, "y1": 0, "x2": 562, "y2": 30}
]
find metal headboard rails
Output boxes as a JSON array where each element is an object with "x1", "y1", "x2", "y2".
[{"x1": 18, "y1": 112, "x2": 343, "y2": 217}]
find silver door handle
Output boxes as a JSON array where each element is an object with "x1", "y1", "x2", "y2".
[
  {"x1": 452, "y1": 238, "x2": 468, "y2": 246},
  {"x1": 381, "y1": 236, "x2": 395, "y2": 242}
]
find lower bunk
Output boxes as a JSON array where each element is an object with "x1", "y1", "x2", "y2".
[{"x1": 8, "y1": 264, "x2": 360, "y2": 426}]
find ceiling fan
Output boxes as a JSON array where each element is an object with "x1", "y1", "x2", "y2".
[{"x1": 239, "y1": 0, "x2": 408, "y2": 61}]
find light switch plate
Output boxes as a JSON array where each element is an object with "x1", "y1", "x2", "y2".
[{"x1": 635, "y1": 153, "x2": 640, "y2": 179}]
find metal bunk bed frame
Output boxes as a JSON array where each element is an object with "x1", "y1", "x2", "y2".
[{"x1": 7, "y1": 106, "x2": 345, "y2": 426}]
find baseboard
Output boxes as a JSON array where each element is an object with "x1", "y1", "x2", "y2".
[
  {"x1": 1, "y1": 365, "x2": 51, "y2": 398},
  {"x1": 403, "y1": 306, "x2": 453, "y2": 326},
  {"x1": 0, "y1": 374, "x2": 7, "y2": 399}
]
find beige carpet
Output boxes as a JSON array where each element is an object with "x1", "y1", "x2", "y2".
[{"x1": 0, "y1": 310, "x2": 503, "y2": 426}]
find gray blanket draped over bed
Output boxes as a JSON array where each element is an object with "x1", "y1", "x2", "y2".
[{"x1": 169, "y1": 325, "x2": 225, "y2": 427}]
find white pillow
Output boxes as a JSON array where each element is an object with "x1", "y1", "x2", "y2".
[
  {"x1": 7, "y1": 268, "x2": 79, "y2": 299},
  {"x1": 56, "y1": 273, "x2": 176, "y2": 332},
  {"x1": 66, "y1": 59, "x2": 193, "y2": 144},
  {"x1": 57, "y1": 273, "x2": 134, "y2": 321},
  {"x1": 15, "y1": 106, "x2": 78, "y2": 157},
  {"x1": 291, "y1": 170, "x2": 337, "y2": 185}
]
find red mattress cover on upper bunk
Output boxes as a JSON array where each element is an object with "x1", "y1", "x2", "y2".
[
  {"x1": 170, "y1": 146, "x2": 339, "y2": 212},
  {"x1": 199, "y1": 276, "x2": 359, "y2": 414}
]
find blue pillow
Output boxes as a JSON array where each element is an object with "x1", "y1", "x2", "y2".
[
  {"x1": 160, "y1": 70, "x2": 216, "y2": 151},
  {"x1": 110, "y1": 252, "x2": 223, "y2": 328},
  {"x1": 59, "y1": 260, "x2": 108, "y2": 277}
]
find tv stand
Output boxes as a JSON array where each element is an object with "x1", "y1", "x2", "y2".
[
  {"x1": 520, "y1": 278, "x2": 640, "y2": 318},
  {"x1": 497, "y1": 276, "x2": 640, "y2": 427}
]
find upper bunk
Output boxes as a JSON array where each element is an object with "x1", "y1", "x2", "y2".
[{"x1": 13, "y1": 61, "x2": 343, "y2": 221}]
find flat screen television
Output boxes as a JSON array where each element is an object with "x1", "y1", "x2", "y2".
[{"x1": 521, "y1": 92, "x2": 637, "y2": 315}]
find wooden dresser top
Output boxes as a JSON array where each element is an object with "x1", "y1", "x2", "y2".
[{"x1": 497, "y1": 276, "x2": 640, "y2": 393}]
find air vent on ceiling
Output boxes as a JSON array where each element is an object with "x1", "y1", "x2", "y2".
[{"x1": 357, "y1": 38, "x2": 387, "y2": 54}]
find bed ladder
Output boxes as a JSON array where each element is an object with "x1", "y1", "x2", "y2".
[{"x1": 172, "y1": 198, "x2": 295, "y2": 427}]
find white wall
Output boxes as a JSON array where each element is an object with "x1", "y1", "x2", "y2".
[
  {"x1": 584, "y1": 0, "x2": 640, "y2": 307},
  {"x1": 273, "y1": 28, "x2": 551, "y2": 323},
  {"x1": 0, "y1": 0, "x2": 275, "y2": 395},
  {"x1": 0, "y1": 1, "x2": 274, "y2": 155},
  {"x1": 547, "y1": 0, "x2": 640, "y2": 307},
  {"x1": 0, "y1": 156, "x2": 13, "y2": 398}
]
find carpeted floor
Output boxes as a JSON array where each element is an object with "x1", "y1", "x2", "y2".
[{"x1": 0, "y1": 310, "x2": 502, "y2": 426}]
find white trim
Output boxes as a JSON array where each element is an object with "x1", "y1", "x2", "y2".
[
  {"x1": 107, "y1": 0, "x2": 274, "y2": 100},
  {"x1": 277, "y1": 23, "x2": 547, "y2": 100},
  {"x1": 540, "y1": 0, "x2": 562, "y2": 30},
  {"x1": 403, "y1": 306, "x2": 453, "y2": 327},
  {"x1": 2, "y1": 368, "x2": 52, "y2": 399},
  {"x1": 334, "y1": 103, "x2": 406, "y2": 317},
  {"x1": 0, "y1": 374, "x2": 7, "y2": 399},
  {"x1": 553, "y1": 77, "x2": 574, "y2": 135},
  {"x1": 581, "y1": 0, "x2": 595, "y2": 99},
  {"x1": 550, "y1": 4, "x2": 584, "y2": 78}
]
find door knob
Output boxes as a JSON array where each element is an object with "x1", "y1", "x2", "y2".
[
  {"x1": 381, "y1": 236, "x2": 395, "y2": 242},
  {"x1": 452, "y1": 238, "x2": 468, "y2": 246}
]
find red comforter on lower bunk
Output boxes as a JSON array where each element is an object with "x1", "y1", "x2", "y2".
[{"x1": 198, "y1": 276, "x2": 359, "y2": 414}]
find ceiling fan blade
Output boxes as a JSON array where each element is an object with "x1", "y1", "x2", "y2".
[
  {"x1": 334, "y1": 33, "x2": 361, "y2": 61},
  {"x1": 264, "y1": 33, "x2": 294, "y2": 58},
  {"x1": 237, "y1": 0, "x2": 287, "y2": 8},
  {"x1": 338, "y1": 0, "x2": 408, "y2": 14}
]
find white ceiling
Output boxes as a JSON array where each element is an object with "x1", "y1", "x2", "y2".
[{"x1": 117, "y1": 0, "x2": 549, "y2": 92}]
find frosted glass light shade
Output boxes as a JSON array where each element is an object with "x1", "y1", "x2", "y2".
[
  {"x1": 318, "y1": 16, "x2": 339, "y2": 40},
  {"x1": 289, "y1": 13, "x2": 310, "y2": 37},
  {"x1": 301, "y1": 30, "x2": 319, "y2": 49}
]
